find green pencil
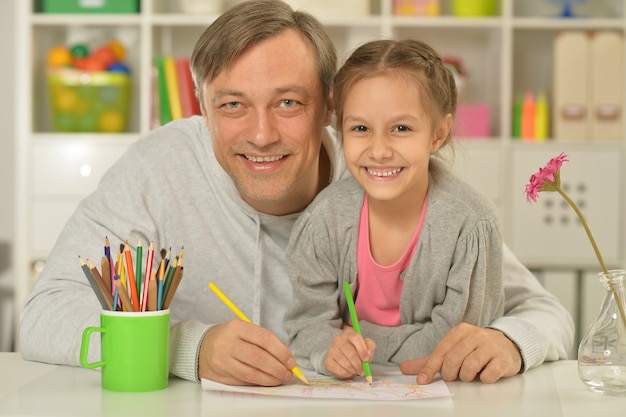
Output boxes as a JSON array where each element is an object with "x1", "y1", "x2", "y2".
[
  {"x1": 135, "y1": 239, "x2": 143, "y2": 300},
  {"x1": 343, "y1": 282, "x2": 373, "y2": 385}
]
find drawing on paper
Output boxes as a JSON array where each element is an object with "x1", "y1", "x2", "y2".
[{"x1": 201, "y1": 373, "x2": 450, "y2": 401}]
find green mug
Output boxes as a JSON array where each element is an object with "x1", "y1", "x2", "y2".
[{"x1": 80, "y1": 309, "x2": 170, "y2": 392}]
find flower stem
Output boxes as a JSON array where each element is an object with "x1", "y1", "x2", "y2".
[
  {"x1": 557, "y1": 189, "x2": 608, "y2": 274},
  {"x1": 557, "y1": 188, "x2": 626, "y2": 329}
]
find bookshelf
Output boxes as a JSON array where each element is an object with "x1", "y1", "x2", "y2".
[{"x1": 14, "y1": 0, "x2": 626, "y2": 350}]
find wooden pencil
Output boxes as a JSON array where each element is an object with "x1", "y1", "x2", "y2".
[
  {"x1": 123, "y1": 242, "x2": 140, "y2": 310},
  {"x1": 78, "y1": 256, "x2": 110, "y2": 310},
  {"x1": 135, "y1": 239, "x2": 143, "y2": 302},
  {"x1": 104, "y1": 236, "x2": 115, "y2": 294},
  {"x1": 161, "y1": 257, "x2": 177, "y2": 307},
  {"x1": 157, "y1": 258, "x2": 165, "y2": 310},
  {"x1": 114, "y1": 276, "x2": 136, "y2": 312},
  {"x1": 141, "y1": 241, "x2": 155, "y2": 311},
  {"x1": 87, "y1": 258, "x2": 114, "y2": 310},
  {"x1": 147, "y1": 272, "x2": 158, "y2": 311},
  {"x1": 101, "y1": 256, "x2": 112, "y2": 295},
  {"x1": 163, "y1": 266, "x2": 183, "y2": 309}
]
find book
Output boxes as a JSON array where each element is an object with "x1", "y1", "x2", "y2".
[
  {"x1": 175, "y1": 57, "x2": 201, "y2": 118},
  {"x1": 163, "y1": 56, "x2": 183, "y2": 120},
  {"x1": 154, "y1": 56, "x2": 172, "y2": 125}
]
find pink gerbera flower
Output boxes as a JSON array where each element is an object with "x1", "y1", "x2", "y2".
[
  {"x1": 524, "y1": 153, "x2": 626, "y2": 327},
  {"x1": 524, "y1": 152, "x2": 568, "y2": 203}
]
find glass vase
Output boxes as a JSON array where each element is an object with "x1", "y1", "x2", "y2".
[{"x1": 578, "y1": 269, "x2": 626, "y2": 396}]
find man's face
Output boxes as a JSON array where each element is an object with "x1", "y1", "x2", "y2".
[{"x1": 202, "y1": 29, "x2": 332, "y2": 215}]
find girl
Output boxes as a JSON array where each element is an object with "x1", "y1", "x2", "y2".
[{"x1": 284, "y1": 39, "x2": 504, "y2": 381}]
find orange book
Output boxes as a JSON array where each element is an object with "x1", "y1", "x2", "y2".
[{"x1": 521, "y1": 91, "x2": 535, "y2": 141}]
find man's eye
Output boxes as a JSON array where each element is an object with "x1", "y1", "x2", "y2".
[
  {"x1": 225, "y1": 101, "x2": 240, "y2": 109},
  {"x1": 281, "y1": 99, "x2": 295, "y2": 108}
]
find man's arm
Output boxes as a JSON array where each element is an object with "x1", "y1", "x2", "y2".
[{"x1": 400, "y1": 243, "x2": 574, "y2": 384}]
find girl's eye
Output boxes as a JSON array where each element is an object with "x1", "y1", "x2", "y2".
[
  {"x1": 352, "y1": 125, "x2": 368, "y2": 133},
  {"x1": 394, "y1": 125, "x2": 410, "y2": 132}
]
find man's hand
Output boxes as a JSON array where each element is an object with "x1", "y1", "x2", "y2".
[
  {"x1": 198, "y1": 319, "x2": 297, "y2": 386},
  {"x1": 325, "y1": 327, "x2": 375, "y2": 380},
  {"x1": 399, "y1": 323, "x2": 522, "y2": 384}
]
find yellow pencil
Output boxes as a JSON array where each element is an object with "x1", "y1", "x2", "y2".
[{"x1": 207, "y1": 282, "x2": 309, "y2": 385}]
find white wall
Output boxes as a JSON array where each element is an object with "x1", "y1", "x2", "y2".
[{"x1": 0, "y1": 0, "x2": 16, "y2": 351}]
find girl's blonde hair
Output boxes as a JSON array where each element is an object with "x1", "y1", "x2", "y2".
[{"x1": 333, "y1": 39, "x2": 457, "y2": 147}]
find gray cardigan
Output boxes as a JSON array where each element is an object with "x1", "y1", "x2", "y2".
[{"x1": 284, "y1": 159, "x2": 504, "y2": 375}]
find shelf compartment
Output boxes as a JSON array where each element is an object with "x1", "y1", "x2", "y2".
[{"x1": 31, "y1": 24, "x2": 142, "y2": 133}]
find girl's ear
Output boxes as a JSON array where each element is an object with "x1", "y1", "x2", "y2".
[{"x1": 431, "y1": 113, "x2": 453, "y2": 153}]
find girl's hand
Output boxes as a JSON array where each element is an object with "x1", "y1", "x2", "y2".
[{"x1": 324, "y1": 327, "x2": 375, "y2": 379}]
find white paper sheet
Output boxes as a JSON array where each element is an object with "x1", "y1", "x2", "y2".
[{"x1": 201, "y1": 371, "x2": 450, "y2": 401}]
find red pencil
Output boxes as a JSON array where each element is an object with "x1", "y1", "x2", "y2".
[{"x1": 141, "y1": 241, "x2": 155, "y2": 311}]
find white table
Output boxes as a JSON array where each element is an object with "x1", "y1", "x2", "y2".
[{"x1": 1, "y1": 353, "x2": 625, "y2": 416}]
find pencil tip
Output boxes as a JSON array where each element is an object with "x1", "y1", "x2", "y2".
[{"x1": 366, "y1": 376, "x2": 373, "y2": 385}]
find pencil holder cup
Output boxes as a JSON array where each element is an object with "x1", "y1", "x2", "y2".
[{"x1": 80, "y1": 309, "x2": 170, "y2": 392}]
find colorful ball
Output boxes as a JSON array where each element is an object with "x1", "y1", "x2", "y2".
[
  {"x1": 107, "y1": 40, "x2": 126, "y2": 61},
  {"x1": 47, "y1": 46, "x2": 72, "y2": 67},
  {"x1": 93, "y1": 46, "x2": 117, "y2": 69},
  {"x1": 106, "y1": 62, "x2": 130, "y2": 74},
  {"x1": 70, "y1": 44, "x2": 89, "y2": 58}
]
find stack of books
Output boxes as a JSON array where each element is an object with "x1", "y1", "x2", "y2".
[{"x1": 152, "y1": 56, "x2": 201, "y2": 127}]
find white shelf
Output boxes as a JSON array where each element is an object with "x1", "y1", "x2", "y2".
[{"x1": 13, "y1": 0, "x2": 626, "y2": 340}]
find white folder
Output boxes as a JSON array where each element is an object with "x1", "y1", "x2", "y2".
[
  {"x1": 590, "y1": 31, "x2": 623, "y2": 141},
  {"x1": 553, "y1": 31, "x2": 590, "y2": 141}
]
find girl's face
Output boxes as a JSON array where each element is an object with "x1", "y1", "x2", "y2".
[{"x1": 341, "y1": 72, "x2": 450, "y2": 205}]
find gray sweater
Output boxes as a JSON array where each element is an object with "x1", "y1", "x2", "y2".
[
  {"x1": 19, "y1": 116, "x2": 343, "y2": 381},
  {"x1": 284, "y1": 160, "x2": 504, "y2": 374},
  {"x1": 19, "y1": 116, "x2": 573, "y2": 382}
]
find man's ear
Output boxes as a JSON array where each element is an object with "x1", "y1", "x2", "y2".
[{"x1": 432, "y1": 113, "x2": 453, "y2": 152}]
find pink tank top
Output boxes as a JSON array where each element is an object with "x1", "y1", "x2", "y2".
[{"x1": 354, "y1": 195, "x2": 427, "y2": 326}]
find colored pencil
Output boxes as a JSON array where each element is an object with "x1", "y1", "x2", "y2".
[
  {"x1": 114, "y1": 275, "x2": 136, "y2": 312},
  {"x1": 135, "y1": 239, "x2": 143, "y2": 302},
  {"x1": 162, "y1": 247, "x2": 171, "y2": 272},
  {"x1": 163, "y1": 266, "x2": 183, "y2": 309},
  {"x1": 157, "y1": 258, "x2": 165, "y2": 310},
  {"x1": 208, "y1": 282, "x2": 309, "y2": 385},
  {"x1": 104, "y1": 236, "x2": 115, "y2": 295},
  {"x1": 123, "y1": 242, "x2": 140, "y2": 309},
  {"x1": 117, "y1": 246, "x2": 126, "y2": 293},
  {"x1": 101, "y1": 256, "x2": 111, "y2": 295},
  {"x1": 78, "y1": 256, "x2": 110, "y2": 310},
  {"x1": 147, "y1": 271, "x2": 158, "y2": 311},
  {"x1": 141, "y1": 241, "x2": 155, "y2": 311},
  {"x1": 161, "y1": 257, "x2": 177, "y2": 307},
  {"x1": 82, "y1": 238, "x2": 183, "y2": 312},
  {"x1": 87, "y1": 258, "x2": 114, "y2": 310},
  {"x1": 343, "y1": 282, "x2": 372, "y2": 385}
]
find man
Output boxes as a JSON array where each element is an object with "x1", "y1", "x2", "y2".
[{"x1": 19, "y1": 0, "x2": 573, "y2": 386}]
